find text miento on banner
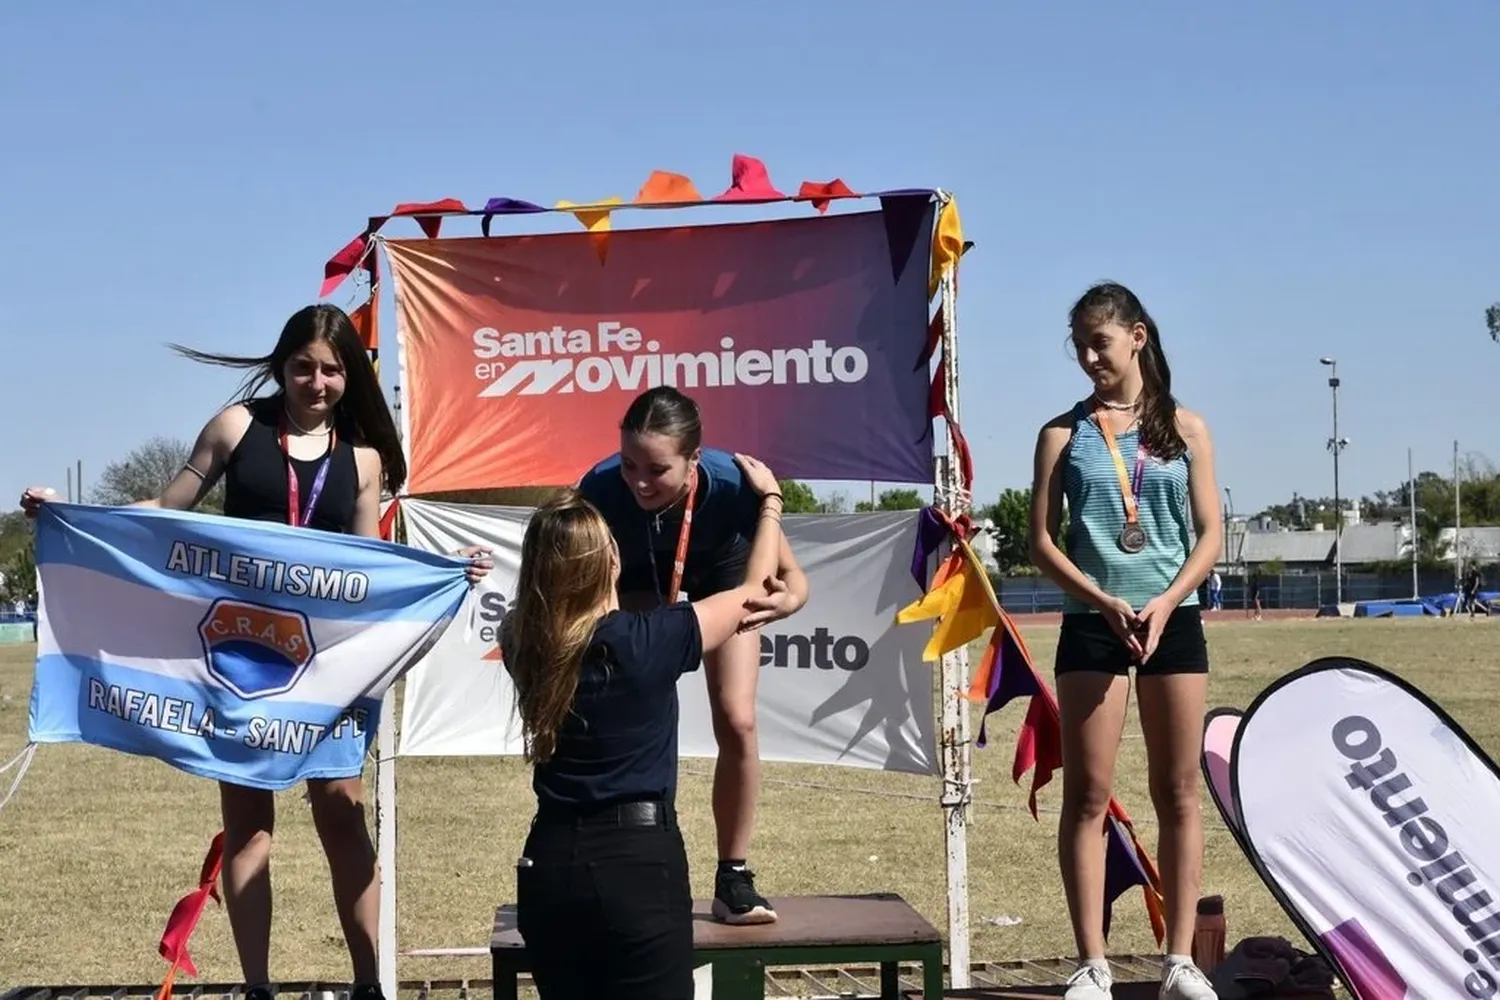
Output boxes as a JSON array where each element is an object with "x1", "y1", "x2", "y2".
[
  {"x1": 387, "y1": 208, "x2": 935, "y2": 493},
  {"x1": 1229, "y1": 657, "x2": 1500, "y2": 1000},
  {"x1": 395, "y1": 499, "x2": 937, "y2": 776}
]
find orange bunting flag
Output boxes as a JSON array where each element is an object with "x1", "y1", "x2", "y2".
[
  {"x1": 634, "y1": 170, "x2": 703, "y2": 205},
  {"x1": 349, "y1": 300, "x2": 377, "y2": 353},
  {"x1": 965, "y1": 627, "x2": 1002, "y2": 703},
  {"x1": 928, "y1": 197, "x2": 964, "y2": 299},
  {"x1": 894, "y1": 547, "x2": 998, "y2": 661}
]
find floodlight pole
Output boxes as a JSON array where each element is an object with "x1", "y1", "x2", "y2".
[
  {"x1": 1408, "y1": 447, "x2": 1419, "y2": 600},
  {"x1": 1320, "y1": 358, "x2": 1345, "y2": 606}
]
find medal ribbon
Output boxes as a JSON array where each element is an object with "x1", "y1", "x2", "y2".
[
  {"x1": 647, "y1": 466, "x2": 698, "y2": 604},
  {"x1": 1094, "y1": 406, "x2": 1147, "y2": 528},
  {"x1": 280, "y1": 416, "x2": 336, "y2": 528}
]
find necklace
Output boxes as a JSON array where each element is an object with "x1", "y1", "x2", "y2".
[
  {"x1": 1092, "y1": 392, "x2": 1139, "y2": 412},
  {"x1": 649, "y1": 480, "x2": 693, "y2": 532},
  {"x1": 283, "y1": 406, "x2": 332, "y2": 436}
]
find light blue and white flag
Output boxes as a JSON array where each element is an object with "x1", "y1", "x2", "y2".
[{"x1": 29, "y1": 503, "x2": 471, "y2": 790}]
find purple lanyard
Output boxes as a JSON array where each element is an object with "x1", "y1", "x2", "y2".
[{"x1": 280, "y1": 420, "x2": 336, "y2": 527}]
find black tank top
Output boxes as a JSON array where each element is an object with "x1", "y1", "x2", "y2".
[{"x1": 222, "y1": 396, "x2": 360, "y2": 534}]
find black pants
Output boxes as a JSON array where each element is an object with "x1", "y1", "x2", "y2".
[{"x1": 516, "y1": 803, "x2": 694, "y2": 999}]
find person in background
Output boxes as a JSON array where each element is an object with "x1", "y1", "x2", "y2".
[
  {"x1": 1462, "y1": 563, "x2": 1483, "y2": 617},
  {"x1": 503, "y1": 455, "x2": 786, "y2": 999},
  {"x1": 576, "y1": 386, "x2": 809, "y2": 925},
  {"x1": 21, "y1": 303, "x2": 491, "y2": 1000},
  {"x1": 1028, "y1": 282, "x2": 1223, "y2": 1000},
  {"x1": 1206, "y1": 569, "x2": 1222, "y2": 611}
]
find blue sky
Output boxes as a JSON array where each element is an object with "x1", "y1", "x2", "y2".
[{"x1": 4, "y1": 2, "x2": 1498, "y2": 520}]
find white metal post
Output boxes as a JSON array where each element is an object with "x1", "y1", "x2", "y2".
[
  {"x1": 376, "y1": 697, "x2": 398, "y2": 998},
  {"x1": 933, "y1": 203, "x2": 972, "y2": 989},
  {"x1": 377, "y1": 261, "x2": 402, "y2": 999},
  {"x1": 1455, "y1": 440, "x2": 1462, "y2": 593}
]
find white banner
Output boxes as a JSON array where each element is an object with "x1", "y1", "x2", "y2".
[
  {"x1": 395, "y1": 500, "x2": 937, "y2": 776},
  {"x1": 1231, "y1": 657, "x2": 1500, "y2": 999}
]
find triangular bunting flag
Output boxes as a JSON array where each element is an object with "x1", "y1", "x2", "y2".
[
  {"x1": 715, "y1": 153, "x2": 785, "y2": 201},
  {"x1": 928, "y1": 197, "x2": 964, "y2": 299},
  {"x1": 391, "y1": 198, "x2": 468, "y2": 239},
  {"x1": 797, "y1": 178, "x2": 858, "y2": 213},
  {"x1": 635, "y1": 170, "x2": 703, "y2": 204},
  {"x1": 878, "y1": 193, "x2": 931, "y2": 287}
]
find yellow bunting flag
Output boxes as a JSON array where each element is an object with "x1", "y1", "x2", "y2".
[
  {"x1": 895, "y1": 547, "x2": 998, "y2": 661},
  {"x1": 928, "y1": 197, "x2": 965, "y2": 299},
  {"x1": 554, "y1": 197, "x2": 622, "y2": 233},
  {"x1": 555, "y1": 197, "x2": 622, "y2": 265}
]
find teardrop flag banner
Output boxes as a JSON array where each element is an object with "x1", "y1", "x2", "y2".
[{"x1": 1214, "y1": 657, "x2": 1500, "y2": 999}]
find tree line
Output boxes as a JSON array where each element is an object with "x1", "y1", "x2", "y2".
[
  {"x1": 12, "y1": 434, "x2": 1492, "y2": 599},
  {"x1": 0, "y1": 437, "x2": 932, "y2": 603}
]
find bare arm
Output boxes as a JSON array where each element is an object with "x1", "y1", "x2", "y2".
[
  {"x1": 1158, "y1": 408, "x2": 1223, "y2": 607},
  {"x1": 775, "y1": 534, "x2": 809, "y2": 608},
  {"x1": 692, "y1": 456, "x2": 785, "y2": 652},
  {"x1": 136, "y1": 406, "x2": 249, "y2": 511},
  {"x1": 1028, "y1": 413, "x2": 1115, "y2": 612},
  {"x1": 349, "y1": 446, "x2": 385, "y2": 540}
]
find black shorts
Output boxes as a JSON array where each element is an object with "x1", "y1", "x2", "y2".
[
  {"x1": 1055, "y1": 605, "x2": 1208, "y2": 677},
  {"x1": 618, "y1": 534, "x2": 750, "y2": 602}
]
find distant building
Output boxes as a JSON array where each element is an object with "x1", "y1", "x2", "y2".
[
  {"x1": 970, "y1": 518, "x2": 999, "y2": 573},
  {"x1": 1220, "y1": 517, "x2": 1407, "y2": 573},
  {"x1": 1439, "y1": 526, "x2": 1500, "y2": 566}
]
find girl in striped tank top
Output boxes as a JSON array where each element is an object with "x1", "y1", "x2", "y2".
[{"x1": 1028, "y1": 283, "x2": 1224, "y2": 1000}]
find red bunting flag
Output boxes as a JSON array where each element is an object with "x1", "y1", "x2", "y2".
[{"x1": 155, "y1": 832, "x2": 225, "y2": 1000}]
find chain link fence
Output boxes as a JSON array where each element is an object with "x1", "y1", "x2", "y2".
[{"x1": 991, "y1": 569, "x2": 1469, "y2": 614}]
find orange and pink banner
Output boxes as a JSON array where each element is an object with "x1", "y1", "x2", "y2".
[{"x1": 388, "y1": 203, "x2": 936, "y2": 493}]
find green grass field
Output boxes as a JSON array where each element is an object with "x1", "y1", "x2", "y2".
[{"x1": 0, "y1": 617, "x2": 1495, "y2": 990}]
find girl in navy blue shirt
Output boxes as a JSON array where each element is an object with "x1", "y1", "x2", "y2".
[
  {"x1": 504, "y1": 453, "x2": 786, "y2": 999},
  {"x1": 576, "y1": 386, "x2": 808, "y2": 925}
]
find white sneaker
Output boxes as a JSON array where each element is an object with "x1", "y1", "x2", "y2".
[
  {"x1": 1160, "y1": 958, "x2": 1217, "y2": 1000},
  {"x1": 1063, "y1": 961, "x2": 1112, "y2": 1000}
]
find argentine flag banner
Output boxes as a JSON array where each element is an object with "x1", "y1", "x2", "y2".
[{"x1": 28, "y1": 503, "x2": 471, "y2": 790}]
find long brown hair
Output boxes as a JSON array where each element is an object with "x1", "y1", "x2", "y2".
[
  {"x1": 499, "y1": 489, "x2": 618, "y2": 764},
  {"x1": 168, "y1": 304, "x2": 408, "y2": 495},
  {"x1": 1069, "y1": 282, "x2": 1187, "y2": 461}
]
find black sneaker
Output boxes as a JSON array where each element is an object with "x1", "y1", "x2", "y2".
[
  {"x1": 243, "y1": 987, "x2": 275, "y2": 1000},
  {"x1": 350, "y1": 985, "x2": 386, "y2": 1000},
  {"x1": 711, "y1": 865, "x2": 777, "y2": 925}
]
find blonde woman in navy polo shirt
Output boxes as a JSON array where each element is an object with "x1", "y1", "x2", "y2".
[
  {"x1": 502, "y1": 453, "x2": 786, "y2": 999},
  {"x1": 576, "y1": 386, "x2": 809, "y2": 927}
]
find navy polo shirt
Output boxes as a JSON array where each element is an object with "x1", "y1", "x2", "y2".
[
  {"x1": 577, "y1": 447, "x2": 762, "y2": 592},
  {"x1": 531, "y1": 603, "x2": 704, "y2": 809}
]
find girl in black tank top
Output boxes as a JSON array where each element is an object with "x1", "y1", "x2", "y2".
[
  {"x1": 222, "y1": 396, "x2": 360, "y2": 533},
  {"x1": 21, "y1": 304, "x2": 491, "y2": 1000}
]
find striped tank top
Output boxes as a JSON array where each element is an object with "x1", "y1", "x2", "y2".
[{"x1": 1060, "y1": 401, "x2": 1198, "y2": 614}]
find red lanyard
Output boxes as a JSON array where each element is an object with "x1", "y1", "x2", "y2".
[
  {"x1": 279, "y1": 417, "x2": 336, "y2": 528},
  {"x1": 647, "y1": 466, "x2": 698, "y2": 604}
]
